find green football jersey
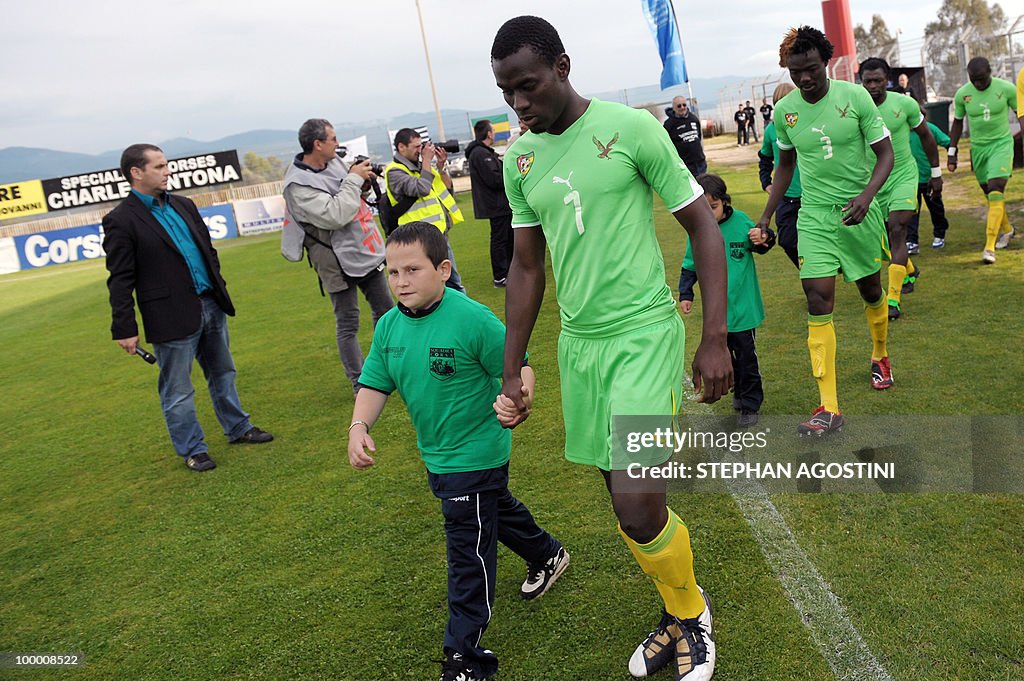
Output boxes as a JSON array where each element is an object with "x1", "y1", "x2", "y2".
[
  {"x1": 954, "y1": 77, "x2": 1017, "y2": 145},
  {"x1": 872, "y1": 91, "x2": 924, "y2": 179},
  {"x1": 503, "y1": 98, "x2": 703, "y2": 338},
  {"x1": 910, "y1": 122, "x2": 950, "y2": 183},
  {"x1": 761, "y1": 121, "x2": 803, "y2": 198},
  {"x1": 774, "y1": 79, "x2": 888, "y2": 207},
  {"x1": 682, "y1": 208, "x2": 765, "y2": 332},
  {"x1": 358, "y1": 290, "x2": 515, "y2": 475}
]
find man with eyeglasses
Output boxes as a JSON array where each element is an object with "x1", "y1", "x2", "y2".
[{"x1": 663, "y1": 96, "x2": 707, "y2": 176}]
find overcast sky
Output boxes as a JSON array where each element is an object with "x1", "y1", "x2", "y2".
[{"x1": 4, "y1": 0, "x2": 1023, "y2": 154}]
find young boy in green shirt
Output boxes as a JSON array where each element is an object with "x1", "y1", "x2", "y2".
[
  {"x1": 680, "y1": 174, "x2": 775, "y2": 427},
  {"x1": 346, "y1": 222, "x2": 568, "y2": 681}
]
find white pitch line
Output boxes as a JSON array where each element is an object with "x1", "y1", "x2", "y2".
[
  {"x1": 723, "y1": 473, "x2": 894, "y2": 681},
  {"x1": 682, "y1": 395, "x2": 892, "y2": 680}
]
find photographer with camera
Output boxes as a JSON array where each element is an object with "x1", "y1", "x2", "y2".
[
  {"x1": 384, "y1": 128, "x2": 467, "y2": 292},
  {"x1": 283, "y1": 118, "x2": 394, "y2": 395}
]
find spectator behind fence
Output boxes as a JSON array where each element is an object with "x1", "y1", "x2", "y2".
[{"x1": 735, "y1": 104, "x2": 750, "y2": 145}]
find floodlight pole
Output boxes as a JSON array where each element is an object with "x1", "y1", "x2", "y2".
[{"x1": 415, "y1": 0, "x2": 446, "y2": 141}]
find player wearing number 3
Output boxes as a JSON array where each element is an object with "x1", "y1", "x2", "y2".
[
  {"x1": 756, "y1": 26, "x2": 895, "y2": 436},
  {"x1": 491, "y1": 16, "x2": 732, "y2": 681}
]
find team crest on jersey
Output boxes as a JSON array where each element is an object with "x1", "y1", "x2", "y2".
[
  {"x1": 836, "y1": 104, "x2": 850, "y2": 118},
  {"x1": 517, "y1": 152, "x2": 535, "y2": 177},
  {"x1": 593, "y1": 132, "x2": 620, "y2": 158},
  {"x1": 785, "y1": 113, "x2": 799, "y2": 127},
  {"x1": 429, "y1": 347, "x2": 456, "y2": 381},
  {"x1": 892, "y1": 108, "x2": 903, "y2": 119},
  {"x1": 729, "y1": 241, "x2": 747, "y2": 262},
  {"x1": 964, "y1": 95, "x2": 972, "y2": 103}
]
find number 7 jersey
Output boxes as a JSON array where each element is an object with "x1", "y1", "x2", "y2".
[
  {"x1": 502, "y1": 99, "x2": 704, "y2": 338},
  {"x1": 774, "y1": 79, "x2": 889, "y2": 208}
]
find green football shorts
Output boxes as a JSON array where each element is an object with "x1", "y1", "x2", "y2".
[
  {"x1": 557, "y1": 314, "x2": 685, "y2": 471},
  {"x1": 797, "y1": 201, "x2": 886, "y2": 282},
  {"x1": 877, "y1": 162, "x2": 919, "y2": 215},
  {"x1": 970, "y1": 137, "x2": 1013, "y2": 184}
]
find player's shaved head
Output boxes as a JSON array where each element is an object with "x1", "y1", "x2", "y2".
[
  {"x1": 491, "y1": 15, "x2": 565, "y2": 66},
  {"x1": 967, "y1": 57, "x2": 993, "y2": 89},
  {"x1": 967, "y1": 57, "x2": 991, "y2": 76}
]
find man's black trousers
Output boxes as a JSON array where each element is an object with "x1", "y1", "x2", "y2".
[{"x1": 489, "y1": 214, "x2": 514, "y2": 282}]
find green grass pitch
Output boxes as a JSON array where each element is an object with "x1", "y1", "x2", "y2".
[{"x1": 0, "y1": 157, "x2": 1022, "y2": 680}]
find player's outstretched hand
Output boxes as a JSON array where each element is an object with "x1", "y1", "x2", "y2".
[
  {"x1": 348, "y1": 431, "x2": 377, "y2": 469},
  {"x1": 927, "y1": 176, "x2": 943, "y2": 198},
  {"x1": 947, "y1": 155, "x2": 958, "y2": 173},
  {"x1": 841, "y1": 193, "x2": 871, "y2": 225},
  {"x1": 691, "y1": 340, "x2": 733, "y2": 404},
  {"x1": 498, "y1": 376, "x2": 530, "y2": 429}
]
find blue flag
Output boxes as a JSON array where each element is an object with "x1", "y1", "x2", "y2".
[{"x1": 641, "y1": 0, "x2": 688, "y2": 89}]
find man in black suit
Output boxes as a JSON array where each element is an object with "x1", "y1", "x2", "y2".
[{"x1": 104, "y1": 143, "x2": 273, "y2": 472}]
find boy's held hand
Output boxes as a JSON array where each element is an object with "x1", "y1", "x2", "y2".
[
  {"x1": 498, "y1": 377, "x2": 531, "y2": 429},
  {"x1": 748, "y1": 226, "x2": 768, "y2": 246},
  {"x1": 679, "y1": 300, "x2": 692, "y2": 315},
  {"x1": 348, "y1": 432, "x2": 377, "y2": 469}
]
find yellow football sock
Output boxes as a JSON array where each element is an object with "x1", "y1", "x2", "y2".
[
  {"x1": 986, "y1": 192, "x2": 1005, "y2": 251},
  {"x1": 620, "y1": 509, "x2": 705, "y2": 620},
  {"x1": 1000, "y1": 205, "x2": 1013, "y2": 234},
  {"x1": 864, "y1": 295, "x2": 888, "y2": 361},
  {"x1": 807, "y1": 314, "x2": 839, "y2": 413},
  {"x1": 906, "y1": 256, "x2": 916, "y2": 276},
  {"x1": 887, "y1": 264, "x2": 907, "y2": 306}
]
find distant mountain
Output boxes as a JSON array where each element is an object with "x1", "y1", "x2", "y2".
[
  {"x1": 0, "y1": 77, "x2": 749, "y2": 184},
  {"x1": 0, "y1": 147, "x2": 122, "y2": 184}
]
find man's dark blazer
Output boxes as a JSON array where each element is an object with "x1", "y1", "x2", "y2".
[
  {"x1": 465, "y1": 140, "x2": 512, "y2": 219},
  {"x1": 104, "y1": 192, "x2": 235, "y2": 344}
]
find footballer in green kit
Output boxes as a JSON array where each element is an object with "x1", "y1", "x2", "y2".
[
  {"x1": 756, "y1": 26, "x2": 895, "y2": 437},
  {"x1": 859, "y1": 57, "x2": 942, "y2": 320},
  {"x1": 491, "y1": 15, "x2": 732, "y2": 681},
  {"x1": 949, "y1": 57, "x2": 1017, "y2": 264}
]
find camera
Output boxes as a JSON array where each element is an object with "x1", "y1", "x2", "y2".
[
  {"x1": 352, "y1": 155, "x2": 385, "y2": 176},
  {"x1": 437, "y1": 140, "x2": 460, "y2": 153}
]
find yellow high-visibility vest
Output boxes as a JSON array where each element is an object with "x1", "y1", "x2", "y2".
[{"x1": 384, "y1": 161, "x2": 464, "y2": 232}]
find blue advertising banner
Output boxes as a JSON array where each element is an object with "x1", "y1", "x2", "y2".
[
  {"x1": 13, "y1": 204, "x2": 238, "y2": 270},
  {"x1": 200, "y1": 203, "x2": 238, "y2": 240}
]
